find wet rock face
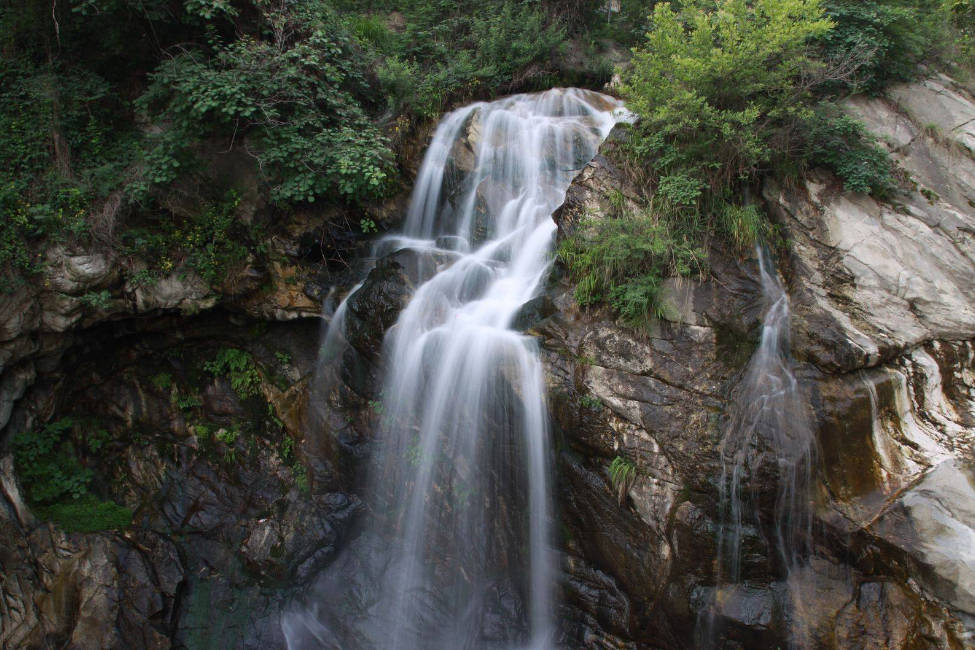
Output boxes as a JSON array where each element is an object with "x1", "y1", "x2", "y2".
[
  {"x1": 538, "y1": 282, "x2": 751, "y2": 646},
  {"x1": 540, "y1": 146, "x2": 765, "y2": 645},
  {"x1": 0, "y1": 313, "x2": 363, "y2": 648},
  {"x1": 344, "y1": 248, "x2": 445, "y2": 359},
  {"x1": 870, "y1": 460, "x2": 975, "y2": 616},
  {"x1": 0, "y1": 460, "x2": 184, "y2": 649},
  {"x1": 541, "y1": 82, "x2": 975, "y2": 648},
  {"x1": 765, "y1": 74, "x2": 975, "y2": 372},
  {"x1": 763, "y1": 73, "x2": 975, "y2": 643}
]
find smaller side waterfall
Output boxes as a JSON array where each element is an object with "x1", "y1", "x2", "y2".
[{"x1": 701, "y1": 247, "x2": 816, "y2": 646}]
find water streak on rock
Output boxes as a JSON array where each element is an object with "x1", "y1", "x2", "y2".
[{"x1": 702, "y1": 247, "x2": 816, "y2": 647}]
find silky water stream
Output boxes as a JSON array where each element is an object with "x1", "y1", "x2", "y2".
[
  {"x1": 700, "y1": 247, "x2": 816, "y2": 647},
  {"x1": 284, "y1": 89, "x2": 625, "y2": 650}
]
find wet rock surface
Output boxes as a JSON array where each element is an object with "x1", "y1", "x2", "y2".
[
  {"x1": 537, "y1": 78, "x2": 975, "y2": 649},
  {"x1": 0, "y1": 312, "x2": 362, "y2": 648},
  {"x1": 765, "y1": 74, "x2": 975, "y2": 372}
]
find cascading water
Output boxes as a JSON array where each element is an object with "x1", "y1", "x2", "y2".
[
  {"x1": 285, "y1": 89, "x2": 625, "y2": 649},
  {"x1": 700, "y1": 247, "x2": 816, "y2": 647}
]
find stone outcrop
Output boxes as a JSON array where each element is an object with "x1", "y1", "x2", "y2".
[
  {"x1": 0, "y1": 186, "x2": 392, "y2": 646},
  {"x1": 766, "y1": 74, "x2": 975, "y2": 372},
  {"x1": 769, "y1": 73, "x2": 975, "y2": 639},
  {"x1": 543, "y1": 150, "x2": 762, "y2": 646},
  {"x1": 0, "y1": 313, "x2": 364, "y2": 649},
  {"x1": 541, "y1": 75, "x2": 975, "y2": 648}
]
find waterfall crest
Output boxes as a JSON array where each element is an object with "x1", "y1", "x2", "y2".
[{"x1": 285, "y1": 89, "x2": 625, "y2": 649}]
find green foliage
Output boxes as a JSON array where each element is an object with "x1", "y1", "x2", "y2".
[
  {"x1": 0, "y1": 0, "x2": 622, "y2": 288},
  {"x1": 138, "y1": 5, "x2": 393, "y2": 204},
  {"x1": 609, "y1": 455, "x2": 636, "y2": 504},
  {"x1": 12, "y1": 418, "x2": 131, "y2": 532},
  {"x1": 204, "y1": 348, "x2": 262, "y2": 399},
  {"x1": 13, "y1": 419, "x2": 91, "y2": 504},
  {"x1": 184, "y1": 0, "x2": 239, "y2": 20},
  {"x1": 130, "y1": 268, "x2": 158, "y2": 288},
  {"x1": 948, "y1": 0, "x2": 975, "y2": 65},
  {"x1": 151, "y1": 372, "x2": 174, "y2": 391},
  {"x1": 0, "y1": 57, "x2": 135, "y2": 285},
  {"x1": 581, "y1": 0, "x2": 657, "y2": 46},
  {"x1": 38, "y1": 495, "x2": 133, "y2": 533},
  {"x1": 580, "y1": 394, "x2": 603, "y2": 410},
  {"x1": 293, "y1": 464, "x2": 310, "y2": 494},
  {"x1": 804, "y1": 108, "x2": 894, "y2": 195},
  {"x1": 120, "y1": 191, "x2": 252, "y2": 285},
  {"x1": 620, "y1": 0, "x2": 833, "y2": 193},
  {"x1": 79, "y1": 290, "x2": 112, "y2": 310},
  {"x1": 182, "y1": 193, "x2": 251, "y2": 284},
  {"x1": 194, "y1": 422, "x2": 212, "y2": 441},
  {"x1": 277, "y1": 433, "x2": 308, "y2": 492},
  {"x1": 215, "y1": 425, "x2": 240, "y2": 446},
  {"x1": 818, "y1": 0, "x2": 944, "y2": 92},
  {"x1": 175, "y1": 393, "x2": 204, "y2": 411},
  {"x1": 279, "y1": 435, "x2": 296, "y2": 462},
  {"x1": 588, "y1": 0, "x2": 902, "y2": 329},
  {"x1": 716, "y1": 202, "x2": 766, "y2": 250},
  {"x1": 86, "y1": 427, "x2": 111, "y2": 453},
  {"x1": 657, "y1": 173, "x2": 705, "y2": 209},
  {"x1": 558, "y1": 208, "x2": 705, "y2": 326},
  {"x1": 274, "y1": 351, "x2": 292, "y2": 366},
  {"x1": 363, "y1": 1, "x2": 568, "y2": 119}
]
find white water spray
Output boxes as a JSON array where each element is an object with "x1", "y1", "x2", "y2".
[{"x1": 285, "y1": 89, "x2": 624, "y2": 649}]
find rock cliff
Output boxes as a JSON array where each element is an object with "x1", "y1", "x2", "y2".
[
  {"x1": 541, "y1": 74, "x2": 975, "y2": 647},
  {"x1": 2, "y1": 76, "x2": 975, "y2": 648}
]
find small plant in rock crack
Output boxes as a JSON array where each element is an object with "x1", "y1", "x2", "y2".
[
  {"x1": 580, "y1": 393, "x2": 603, "y2": 410},
  {"x1": 280, "y1": 435, "x2": 296, "y2": 462},
  {"x1": 609, "y1": 455, "x2": 637, "y2": 505},
  {"x1": 79, "y1": 290, "x2": 112, "y2": 310},
  {"x1": 204, "y1": 348, "x2": 262, "y2": 398},
  {"x1": 174, "y1": 393, "x2": 203, "y2": 411},
  {"x1": 215, "y1": 425, "x2": 240, "y2": 446},
  {"x1": 215, "y1": 424, "x2": 242, "y2": 464},
  {"x1": 151, "y1": 372, "x2": 173, "y2": 392},
  {"x1": 293, "y1": 464, "x2": 310, "y2": 494}
]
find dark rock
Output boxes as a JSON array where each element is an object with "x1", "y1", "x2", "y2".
[
  {"x1": 344, "y1": 249, "x2": 440, "y2": 359},
  {"x1": 512, "y1": 294, "x2": 557, "y2": 331}
]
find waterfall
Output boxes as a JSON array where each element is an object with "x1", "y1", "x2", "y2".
[
  {"x1": 284, "y1": 89, "x2": 625, "y2": 649},
  {"x1": 701, "y1": 247, "x2": 815, "y2": 646}
]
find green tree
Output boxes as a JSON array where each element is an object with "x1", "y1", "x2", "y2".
[
  {"x1": 619, "y1": 0, "x2": 833, "y2": 193},
  {"x1": 818, "y1": 0, "x2": 945, "y2": 92},
  {"x1": 138, "y1": 3, "x2": 393, "y2": 204}
]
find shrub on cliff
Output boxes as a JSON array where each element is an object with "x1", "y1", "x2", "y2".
[
  {"x1": 13, "y1": 418, "x2": 132, "y2": 533},
  {"x1": 818, "y1": 0, "x2": 946, "y2": 93},
  {"x1": 137, "y1": 3, "x2": 393, "y2": 205},
  {"x1": 343, "y1": 0, "x2": 569, "y2": 119},
  {"x1": 619, "y1": 0, "x2": 833, "y2": 195},
  {"x1": 574, "y1": 0, "x2": 896, "y2": 326}
]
